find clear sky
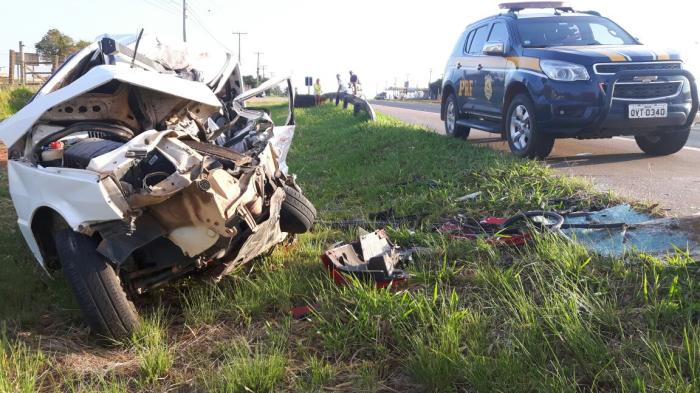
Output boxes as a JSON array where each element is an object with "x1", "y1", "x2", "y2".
[{"x1": 1, "y1": 0, "x2": 698, "y2": 95}]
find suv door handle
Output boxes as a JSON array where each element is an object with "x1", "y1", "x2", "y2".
[
  {"x1": 456, "y1": 62, "x2": 462, "y2": 69},
  {"x1": 477, "y1": 64, "x2": 483, "y2": 71}
]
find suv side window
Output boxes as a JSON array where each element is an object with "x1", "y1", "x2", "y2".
[
  {"x1": 488, "y1": 22, "x2": 510, "y2": 44},
  {"x1": 462, "y1": 30, "x2": 475, "y2": 54},
  {"x1": 468, "y1": 25, "x2": 489, "y2": 54}
]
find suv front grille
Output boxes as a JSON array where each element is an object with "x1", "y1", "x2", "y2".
[
  {"x1": 613, "y1": 82, "x2": 682, "y2": 100},
  {"x1": 594, "y1": 62, "x2": 682, "y2": 75}
]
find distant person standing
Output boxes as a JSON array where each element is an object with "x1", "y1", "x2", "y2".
[
  {"x1": 349, "y1": 71, "x2": 359, "y2": 95},
  {"x1": 313, "y1": 78, "x2": 322, "y2": 106},
  {"x1": 335, "y1": 73, "x2": 347, "y2": 106}
]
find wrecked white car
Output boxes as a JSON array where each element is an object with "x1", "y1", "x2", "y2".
[{"x1": 0, "y1": 35, "x2": 316, "y2": 339}]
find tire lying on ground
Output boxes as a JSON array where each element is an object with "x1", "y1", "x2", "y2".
[
  {"x1": 280, "y1": 186, "x2": 317, "y2": 234},
  {"x1": 55, "y1": 229, "x2": 140, "y2": 340},
  {"x1": 635, "y1": 129, "x2": 690, "y2": 156}
]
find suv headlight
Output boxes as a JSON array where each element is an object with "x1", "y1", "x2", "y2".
[{"x1": 540, "y1": 60, "x2": 590, "y2": 81}]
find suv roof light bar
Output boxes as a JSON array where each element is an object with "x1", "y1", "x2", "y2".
[{"x1": 498, "y1": 1, "x2": 574, "y2": 13}]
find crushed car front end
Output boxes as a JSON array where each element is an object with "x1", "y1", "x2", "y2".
[{"x1": 0, "y1": 35, "x2": 315, "y2": 337}]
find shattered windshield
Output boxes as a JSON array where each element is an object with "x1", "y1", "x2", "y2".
[{"x1": 517, "y1": 16, "x2": 637, "y2": 47}]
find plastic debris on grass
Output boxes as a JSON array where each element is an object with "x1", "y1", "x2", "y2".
[
  {"x1": 437, "y1": 204, "x2": 700, "y2": 258},
  {"x1": 321, "y1": 229, "x2": 411, "y2": 288}
]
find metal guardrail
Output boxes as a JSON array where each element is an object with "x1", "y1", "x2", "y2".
[{"x1": 322, "y1": 92, "x2": 376, "y2": 121}]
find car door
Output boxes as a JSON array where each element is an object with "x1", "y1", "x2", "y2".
[
  {"x1": 458, "y1": 24, "x2": 490, "y2": 115},
  {"x1": 475, "y1": 21, "x2": 511, "y2": 117},
  {"x1": 444, "y1": 28, "x2": 472, "y2": 112}
]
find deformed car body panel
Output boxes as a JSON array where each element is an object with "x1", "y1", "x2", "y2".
[
  {"x1": 0, "y1": 65, "x2": 221, "y2": 149},
  {"x1": 1, "y1": 35, "x2": 312, "y2": 288},
  {"x1": 8, "y1": 161, "x2": 127, "y2": 266}
]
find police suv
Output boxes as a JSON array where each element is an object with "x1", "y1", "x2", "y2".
[{"x1": 441, "y1": 1, "x2": 698, "y2": 159}]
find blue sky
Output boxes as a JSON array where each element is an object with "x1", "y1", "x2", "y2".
[{"x1": 2, "y1": 0, "x2": 698, "y2": 95}]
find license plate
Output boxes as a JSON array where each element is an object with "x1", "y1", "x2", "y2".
[{"x1": 628, "y1": 103, "x2": 668, "y2": 119}]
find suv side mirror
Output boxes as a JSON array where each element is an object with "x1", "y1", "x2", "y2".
[{"x1": 483, "y1": 41, "x2": 506, "y2": 56}]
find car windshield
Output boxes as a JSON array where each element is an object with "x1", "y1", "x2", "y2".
[{"x1": 516, "y1": 16, "x2": 637, "y2": 48}]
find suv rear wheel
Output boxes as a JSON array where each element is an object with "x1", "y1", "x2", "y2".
[
  {"x1": 444, "y1": 93, "x2": 470, "y2": 139},
  {"x1": 55, "y1": 229, "x2": 140, "y2": 340},
  {"x1": 505, "y1": 94, "x2": 555, "y2": 159},
  {"x1": 635, "y1": 129, "x2": 690, "y2": 156}
]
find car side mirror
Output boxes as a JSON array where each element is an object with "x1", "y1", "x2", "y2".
[{"x1": 482, "y1": 41, "x2": 506, "y2": 56}]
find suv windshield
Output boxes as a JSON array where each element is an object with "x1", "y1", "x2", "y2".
[{"x1": 516, "y1": 16, "x2": 637, "y2": 48}]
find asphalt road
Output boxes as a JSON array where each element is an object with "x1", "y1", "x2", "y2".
[{"x1": 370, "y1": 100, "x2": 700, "y2": 216}]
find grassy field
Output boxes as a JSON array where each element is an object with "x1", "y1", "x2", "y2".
[
  {"x1": 0, "y1": 103, "x2": 698, "y2": 392},
  {"x1": 0, "y1": 87, "x2": 35, "y2": 120}
]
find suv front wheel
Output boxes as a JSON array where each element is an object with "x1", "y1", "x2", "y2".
[
  {"x1": 505, "y1": 94, "x2": 555, "y2": 159},
  {"x1": 444, "y1": 93, "x2": 470, "y2": 139},
  {"x1": 635, "y1": 129, "x2": 690, "y2": 156}
]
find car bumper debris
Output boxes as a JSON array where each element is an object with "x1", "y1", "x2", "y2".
[{"x1": 321, "y1": 229, "x2": 411, "y2": 288}]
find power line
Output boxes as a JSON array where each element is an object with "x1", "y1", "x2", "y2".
[
  {"x1": 185, "y1": 4, "x2": 232, "y2": 51},
  {"x1": 142, "y1": 0, "x2": 178, "y2": 15},
  {"x1": 143, "y1": 0, "x2": 234, "y2": 51},
  {"x1": 147, "y1": 0, "x2": 179, "y2": 13}
]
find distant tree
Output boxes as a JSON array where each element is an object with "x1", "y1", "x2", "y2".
[
  {"x1": 35, "y1": 29, "x2": 89, "y2": 59},
  {"x1": 73, "y1": 40, "x2": 91, "y2": 51},
  {"x1": 243, "y1": 75, "x2": 257, "y2": 88},
  {"x1": 242, "y1": 75, "x2": 270, "y2": 89}
]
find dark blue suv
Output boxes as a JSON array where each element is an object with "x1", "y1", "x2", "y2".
[{"x1": 441, "y1": 2, "x2": 698, "y2": 159}]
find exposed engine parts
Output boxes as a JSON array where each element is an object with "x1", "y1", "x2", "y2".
[{"x1": 0, "y1": 34, "x2": 317, "y2": 338}]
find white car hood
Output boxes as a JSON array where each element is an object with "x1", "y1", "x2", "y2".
[
  {"x1": 0, "y1": 33, "x2": 239, "y2": 148},
  {"x1": 0, "y1": 64, "x2": 221, "y2": 148}
]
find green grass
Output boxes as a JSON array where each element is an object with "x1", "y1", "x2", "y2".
[
  {"x1": 0, "y1": 326, "x2": 46, "y2": 393},
  {"x1": 0, "y1": 103, "x2": 697, "y2": 391},
  {"x1": 204, "y1": 338, "x2": 287, "y2": 392},
  {"x1": 129, "y1": 308, "x2": 173, "y2": 386},
  {"x1": 0, "y1": 87, "x2": 34, "y2": 120}
]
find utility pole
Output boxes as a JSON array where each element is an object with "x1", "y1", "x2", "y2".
[
  {"x1": 254, "y1": 51, "x2": 263, "y2": 83},
  {"x1": 232, "y1": 32, "x2": 247, "y2": 64},
  {"x1": 428, "y1": 68, "x2": 433, "y2": 98},
  {"x1": 182, "y1": 0, "x2": 187, "y2": 42},
  {"x1": 8, "y1": 50, "x2": 15, "y2": 85},
  {"x1": 261, "y1": 65, "x2": 267, "y2": 79},
  {"x1": 18, "y1": 41, "x2": 25, "y2": 85}
]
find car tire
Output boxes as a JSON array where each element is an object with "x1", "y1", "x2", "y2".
[
  {"x1": 280, "y1": 186, "x2": 317, "y2": 234},
  {"x1": 505, "y1": 94, "x2": 555, "y2": 159},
  {"x1": 444, "y1": 93, "x2": 470, "y2": 139},
  {"x1": 55, "y1": 229, "x2": 140, "y2": 340},
  {"x1": 635, "y1": 129, "x2": 690, "y2": 156}
]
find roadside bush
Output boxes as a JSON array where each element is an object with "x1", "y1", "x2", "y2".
[{"x1": 0, "y1": 87, "x2": 34, "y2": 119}]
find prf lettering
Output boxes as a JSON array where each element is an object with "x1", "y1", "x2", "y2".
[{"x1": 459, "y1": 80, "x2": 473, "y2": 97}]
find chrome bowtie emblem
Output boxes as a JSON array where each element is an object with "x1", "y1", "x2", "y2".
[{"x1": 633, "y1": 76, "x2": 658, "y2": 83}]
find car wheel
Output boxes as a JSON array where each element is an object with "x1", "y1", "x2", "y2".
[
  {"x1": 506, "y1": 94, "x2": 554, "y2": 159},
  {"x1": 280, "y1": 186, "x2": 317, "y2": 234},
  {"x1": 55, "y1": 229, "x2": 140, "y2": 340},
  {"x1": 635, "y1": 129, "x2": 690, "y2": 156},
  {"x1": 444, "y1": 94, "x2": 470, "y2": 139}
]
